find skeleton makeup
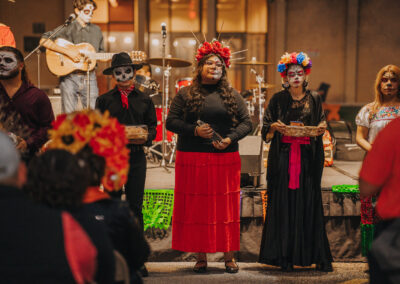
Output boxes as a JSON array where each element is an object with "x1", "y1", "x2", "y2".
[
  {"x1": 77, "y1": 4, "x2": 94, "y2": 24},
  {"x1": 286, "y1": 65, "x2": 305, "y2": 88},
  {"x1": 201, "y1": 56, "x2": 224, "y2": 83},
  {"x1": 0, "y1": 51, "x2": 19, "y2": 80},
  {"x1": 113, "y1": 66, "x2": 134, "y2": 82},
  {"x1": 380, "y1": 71, "x2": 399, "y2": 96}
]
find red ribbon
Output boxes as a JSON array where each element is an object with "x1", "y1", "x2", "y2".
[
  {"x1": 117, "y1": 85, "x2": 135, "y2": 109},
  {"x1": 281, "y1": 136, "x2": 310, "y2": 190}
]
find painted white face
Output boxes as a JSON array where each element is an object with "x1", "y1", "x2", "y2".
[
  {"x1": 77, "y1": 4, "x2": 94, "y2": 24},
  {"x1": 201, "y1": 55, "x2": 223, "y2": 83},
  {"x1": 287, "y1": 65, "x2": 305, "y2": 88},
  {"x1": 113, "y1": 66, "x2": 134, "y2": 82},
  {"x1": 0, "y1": 51, "x2": 19, "y2": 80},
  {"x1": 381, "y1": 71, "x2": 399, "y2": 97}
]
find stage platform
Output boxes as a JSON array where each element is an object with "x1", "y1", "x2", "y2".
[
  {"x1": 145, "y1": 160, "x2": 361, "y2": 190},
  {"x1": 144, "y1": 159, "x2": 364, "y2": 263}
]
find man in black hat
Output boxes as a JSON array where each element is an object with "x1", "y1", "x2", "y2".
[{"x1": 96, "y1": 52, "x2": 157, "y2": 233}]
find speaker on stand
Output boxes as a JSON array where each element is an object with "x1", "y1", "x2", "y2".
[{"x1": 238, "y1": 135, "x2": 264, "y2": 188}]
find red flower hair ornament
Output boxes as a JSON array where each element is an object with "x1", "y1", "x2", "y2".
[
  {"x1": 195, "y1": 40, "x2": 231, "y2": 68},
  {"x1": 46, "y1": 109, "x2": 130, "y2": 191}
]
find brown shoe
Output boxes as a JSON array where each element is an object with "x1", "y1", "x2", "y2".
[
  {"x1": 225, "y1": 260, "x2": 239, "y2": 273},
  {"x1": 193, "y1": 260, "x2": 207, "y2": 273}
]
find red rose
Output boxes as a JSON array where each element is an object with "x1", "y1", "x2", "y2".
[
  {"x1": 52, "y1": 114, "x2": 67, "y2": 130},
  {"x1": 73, "y1": 113, "x2": 91, "y2": 129}
]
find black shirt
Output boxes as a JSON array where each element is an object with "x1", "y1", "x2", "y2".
[
  {"x1": 166, "y1": 85, "x2": 252, "y2": 153},
  {"x1": 95, "y1": 86, "x2": 157, "y2": 147}
]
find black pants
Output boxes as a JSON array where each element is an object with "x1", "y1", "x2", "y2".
[
  {"x1": 368, "y1": 220, "x2": 396, "y2": 284},
  {"x1": 111, "y1": 147, "x2": 146, "y2": 229}
]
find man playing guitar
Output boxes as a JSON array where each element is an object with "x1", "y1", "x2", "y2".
[{"x1": 40, "y1": 0, "x2": 103, "y2": 113}]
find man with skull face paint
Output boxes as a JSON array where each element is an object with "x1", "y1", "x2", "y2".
[
  {"x1": 259, "y1": 52, "x2": 333, "y2": 272},
  {"x1": 0, "y1": 46, "x2": 54, "y2": 159},
  {"x1": 41, "y1": 0, "x2": 103, "y2": 113},
  {"x1": 96, "y1": 52, "x2": 157, "y2": 234}
]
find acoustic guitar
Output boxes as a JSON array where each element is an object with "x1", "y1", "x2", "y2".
[{"x1": 46, "y1": 38, "x2": 147, "y2": 76}]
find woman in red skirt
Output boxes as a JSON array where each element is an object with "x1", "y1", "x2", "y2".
[{"x1": 166, "y1": 40, "x2": 252, "y2": 273}]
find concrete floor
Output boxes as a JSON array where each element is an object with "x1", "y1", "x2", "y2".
[{"x1": 144, "y1": 262, "x2": 369, "y2": 284}]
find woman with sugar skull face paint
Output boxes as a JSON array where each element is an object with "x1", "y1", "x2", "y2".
[
  {"x1": 259, "y1": 52, "x2": 333, "y2": 272},
  {"x1": 166, "y1": 40, "x2": 252, "y2": 274},
  {"x1": 356, "y1": 65, "x2": 400, "y2": 152},
  {"x1": 354, "y1": 65, "x2": 400, "y2": 259}
]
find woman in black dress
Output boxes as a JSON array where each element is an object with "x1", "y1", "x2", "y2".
[{"x1": 258, "y1": 52, "x2": 333, "y2": 271}]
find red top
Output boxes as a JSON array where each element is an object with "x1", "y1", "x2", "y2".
[
  {"x1": 359, "y1": 117, "x2": 400, "y2": 220},
  {"x1": 0, "y1": 25, "x2": 16, "y2": 47}
]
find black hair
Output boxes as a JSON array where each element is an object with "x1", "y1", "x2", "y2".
[
  {"x1": 187, "y1": 53, "x2": 238, "y2": 125},
  {"x1": 0, "y1": 46, "x2": 30, "y2": 83},
  {"x1": 24, "y1": 149, "x2": 90, "y2": 209}
]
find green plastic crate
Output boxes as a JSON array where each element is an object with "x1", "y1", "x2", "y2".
[
  {"x1": 142, "y1": 189, "x2": 174, "y2": 231},
  {"x1": 332, "y1": 184, "x2": 359, "y2": 194}
]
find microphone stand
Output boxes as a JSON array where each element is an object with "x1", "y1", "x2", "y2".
[
  {"x1": 160, "y1": 27, "x2": 171, "y2": 172},
  {"x1": 251, "y1": 68, "x2": 265, "y2": 135},
  {"x1": 24, "y1": 19, "x2": 73, "y2": 89}
]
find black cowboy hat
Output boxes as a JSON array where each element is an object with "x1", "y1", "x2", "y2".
[{"x1": 103, "y1": 52, "x2": 143, "y2": 75}]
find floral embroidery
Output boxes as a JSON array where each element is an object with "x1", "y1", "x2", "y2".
[{"x1": 370, "y1": 106, "x2": 400, "y2": 122}]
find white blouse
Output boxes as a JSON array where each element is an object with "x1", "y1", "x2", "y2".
[{"x1": 355, "y1": 104, "x2": 400, "y2": 143}]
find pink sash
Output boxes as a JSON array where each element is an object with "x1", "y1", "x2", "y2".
[{"x1": 281, "y1": 136, "x2": 310, "y2": 190}]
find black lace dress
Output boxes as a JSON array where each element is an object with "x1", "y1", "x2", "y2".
[{"x1": 258, "y1": 90, "x2": 333, "y2": 267}]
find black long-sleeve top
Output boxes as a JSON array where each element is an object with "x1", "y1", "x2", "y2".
[
  {"x1": 95, "y1": 86, "x2": 157, "y2": 147},
  {"x1": 166, "y1": 85, "x2": 252, "y2": 153}
]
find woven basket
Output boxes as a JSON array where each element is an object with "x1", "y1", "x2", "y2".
[
  {"x1": 125, "y1": 125, "x2": 148, "y2": 141},
  {"x1": 283, "y1": 125, "x2": 319, "y2": 137}
]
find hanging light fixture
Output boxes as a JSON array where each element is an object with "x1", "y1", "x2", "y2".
[{"x1": 109, "y1": 0, "x2": 118, "y2": 8}]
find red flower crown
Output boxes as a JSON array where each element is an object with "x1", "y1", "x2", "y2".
[
  {"x1": 195, "y1": 40, "x2": 231, "y2": 68},
  {"x1": 46, "y1": 110, "x2": 130, "y2": 191}
]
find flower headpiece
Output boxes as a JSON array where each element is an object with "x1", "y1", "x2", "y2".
[
  {"x1": 46, "y1": 109, "x2": 129, "y2": 191},
  {"x1": 277, "y1": 52, "x2": 312, "y2": 78},
  {"x1": 195, "y1": 39, "x2": 231, "y2": 68}
]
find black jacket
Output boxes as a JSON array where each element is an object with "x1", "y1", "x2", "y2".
[
  {"x1": 96, "y1": 86, "x2": 157, "y2": 147},
  {"x1": 82, "y1": 199, "x2": 150, "y2": 274},
  {"x1": 0, "y1": 185, "x2": 90, "y2": 284}
]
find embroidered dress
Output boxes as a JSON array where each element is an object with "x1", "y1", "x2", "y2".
[
  {"x1": 355, "y1": 104, "x2": 400, "y2": 255},
  {"x1": 355, "y1": 105, "x2": 400, "y2": 143}
]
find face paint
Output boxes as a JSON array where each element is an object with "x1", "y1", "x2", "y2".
[
  {"x1": 113, "y1": 66, "x2": 134, "y2": 82},
  {"x1": 77, "y1": 4, "x2": 94, "y2": 24},
  {"x1": 0, "y1": 51, "x2": 19, "y2": 80},
  {"x1": 380, "y1": 71, "x2": 399, "y2": 96},
  {"x1": 201, "y1": 56, "x2": 223, "y2": 83},
  {"x1": 286, "y1": 65, "x2": 305, "y2": 88}
]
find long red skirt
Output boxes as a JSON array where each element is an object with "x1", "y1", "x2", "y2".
[{"x1": 172, "y1": 151, "x2": 241, "y2": 253}]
